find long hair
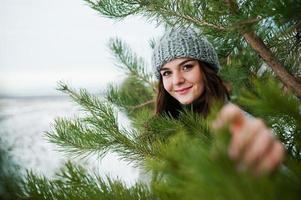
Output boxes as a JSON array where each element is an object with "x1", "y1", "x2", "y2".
[{"x1": 155, "y1": 61, "x2": 230, "y2": 118}]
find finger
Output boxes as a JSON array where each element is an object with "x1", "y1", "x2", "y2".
[
  {"x1": 243, "y1": 128, "x2": 274, "y2": 168},
  {"x1": 254, "y1": 141, "x2": 285, "y2": 176},
  {"x1": 228, "y1": 118, "x2": 262, "y2": 160},
  {"x1": 212, "y1": 103, "x2": 246, "y2": 134}
]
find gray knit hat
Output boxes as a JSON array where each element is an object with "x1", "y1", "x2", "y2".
[{"x1": 152, "y1": 27, "x2": 220, "y2": 79}]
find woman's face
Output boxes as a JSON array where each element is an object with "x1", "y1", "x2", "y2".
[{"x1": 160, "y1": 58, "x2": 205, "y2": 105}]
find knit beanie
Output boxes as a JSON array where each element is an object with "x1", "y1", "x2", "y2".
[{"x1": 152, "y1": 27, "x2": 220, "y2": 79}]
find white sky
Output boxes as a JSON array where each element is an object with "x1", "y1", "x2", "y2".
[{"x1": 0, "y1": 0, "x2": 163, "y2": 96}]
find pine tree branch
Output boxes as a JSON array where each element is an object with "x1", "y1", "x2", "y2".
[
  {"x1": 22, "y1": 162, "x2": 155, "y2": 200},
  {"x1": 224, "y1": 0, "x2": 301, "y2": 100},
  {"x1": 109, "y1": 38, "x2": 155, "y2": 89},
  {"x1": 157, "y1": 8, "x2": 226, "y2": 31},
  {"x1": 266, "y1": 21, "x2": 301, "y2": 66},
  {"x1": 129, "y1": 99, "x2": 154, "y2": 110},
  {"x1": 53, "y1": 82, "x2": 156, "y2": 164},
  {"x1": 84, "y1": 0, "x2": 141, "y2": 19},
  {"x1": 105, "y1": 75, "x2": 154, "y2": 117},
  {"x1": 144, "y1": 2, "x2": 227, "y2": 31},
  {"x1": 85, "y1": 0, "x2": 227, "y2": 31},
  {"x1": 242, "y1": 31, "x2": 301, "y2": 100},
  {"x1": 150, "y1": 129, "x2": 301, "y2": 200},
  {"x1": 238, "y1": 78, "x2": 301, "y2": 160},
  {"x1": 156, "y1": 4, "x2": 262, "y2": 32},
  {"x1": 229, "y1": 16, "x2": 262, "y2": 29}
]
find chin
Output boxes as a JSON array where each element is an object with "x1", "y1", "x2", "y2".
[{"x1": 178, "y1": 99, "x2": 194, "y2": 105}]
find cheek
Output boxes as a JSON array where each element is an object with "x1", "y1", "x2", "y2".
[
  {"x1": 194, "y1": 76, "x2": 205, "y2": 96},
  {"x1": 162, "y1": 79, "x2": 172, "y2": 92}
]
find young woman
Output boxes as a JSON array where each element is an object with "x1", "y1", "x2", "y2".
[{"x1": 152, "y1": 27, "x2": 284, "y2": 175}]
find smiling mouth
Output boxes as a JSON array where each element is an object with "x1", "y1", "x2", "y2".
[{"x1": 175, "y1": 86, "x2": 193, "y2": 94}]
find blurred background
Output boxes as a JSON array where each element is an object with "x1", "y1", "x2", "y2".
[{"x1": 0, "y1": 0, "x2": 163, "y2": 186}]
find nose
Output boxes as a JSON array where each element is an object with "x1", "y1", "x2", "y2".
[{"x1": 173, "y1": 71, "x2": 185, "y2": 85}]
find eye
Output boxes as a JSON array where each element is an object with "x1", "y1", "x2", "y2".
[
  {"x1": 161, "y1": 70, "x2": 172, "y2": 77},
  {"x1": 182, "y1": 64, "x2": 193, "y2": 71}
]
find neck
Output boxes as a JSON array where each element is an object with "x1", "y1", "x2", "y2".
[{"x1": 181, "y1": 97, "x2": 204, "y2": 112}]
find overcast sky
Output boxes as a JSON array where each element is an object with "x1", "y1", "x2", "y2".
[{"x1": 0, "y1": 0, "x2": 163, "y2": 96}]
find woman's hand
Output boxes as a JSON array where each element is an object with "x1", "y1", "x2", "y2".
[{"x1": 212, "y1": 103, "x2": 285, "y2": 176}]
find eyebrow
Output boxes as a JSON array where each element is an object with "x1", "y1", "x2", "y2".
[{"x1": 160, "y1": 59, "x2": 195, "y2": 71}]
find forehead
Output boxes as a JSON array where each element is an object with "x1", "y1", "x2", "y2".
[{"x1": 162, "y1": 57, "x2": 196, "y2": 69}]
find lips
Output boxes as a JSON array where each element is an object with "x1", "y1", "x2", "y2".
[{"x1": 175, "y1": 86, "x2": 193, "y2": 94}]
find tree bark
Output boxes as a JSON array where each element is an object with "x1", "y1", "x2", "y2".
[{"x1": 243, "y1": 31, "x2": 301, "y2": 100}]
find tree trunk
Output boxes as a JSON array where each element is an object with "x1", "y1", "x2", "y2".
[{"x1": 243, "y1": 31, "x2": 301, "y2": 100}]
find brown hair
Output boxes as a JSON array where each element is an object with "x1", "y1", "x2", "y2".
[{"x1": 155, "y1": 61, "x2": 229, "y2": 118}]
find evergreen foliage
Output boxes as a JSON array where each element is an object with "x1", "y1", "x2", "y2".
[
  {"x1": 148, "y1": 132, "x2": 301, "y2": 200},
  {"x1": 84, "y1": 0, "x2": 301, "y2": 98},
  {"x1": 238, "y1": 78, "x2": 301, "y2": 160},
  {"x1": 21, "y1": 162, "x2": 156, "y2": 200},
  {"x1": 108, "y1": 38, "x2": 155, "y2": 88},
  {"x1": 17, "y1": 37, "x2": 301, "y2": 199},
  {"x1": 0, "y1": 138, "x2": 22, "y2": 200},
  {"x1": 18, "y1": 74, "x2": 301, "y2": 199},
  {"x1": 46, "y1": 83, "x2": 155, "y2": 165},
  {"x1": 2, "y1": 0, "x2": 301, "y2": 199},
  {"x1": 106, "y1": 76, "x2": 153, "y2": 118}
]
